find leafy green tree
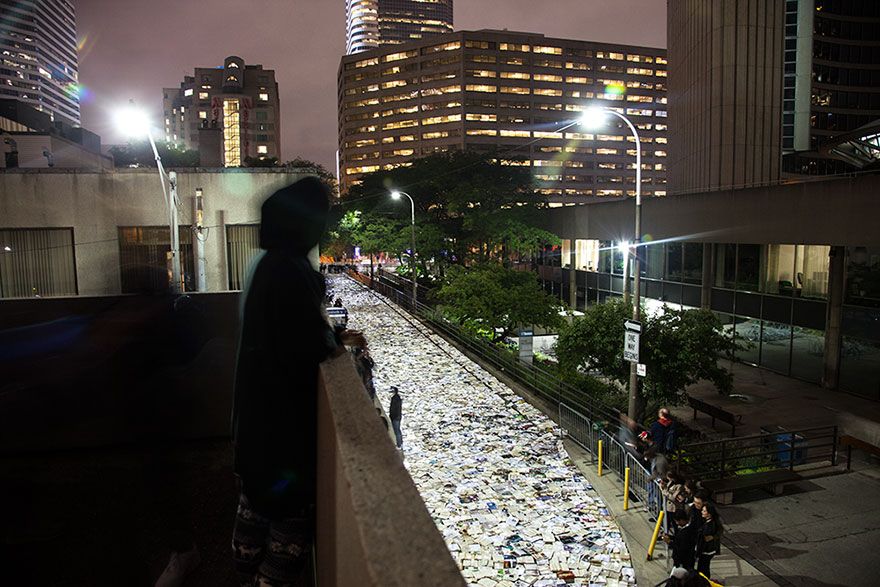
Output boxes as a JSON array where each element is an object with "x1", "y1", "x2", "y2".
[
  {"x1": 243, "y1": 156, "x2": 279, "y2": 167},
  {"x1": 109, "y1": 140, "x2": 199, "y2": 168},
  {"x1": 436, "y1": 263, "x2": 564, "y2": 342},
  {"x1": 556, "y1": 301, "x2": 741, "y2": 417}
]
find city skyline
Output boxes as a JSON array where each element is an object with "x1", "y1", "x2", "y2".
[{"x1": 75, "y1": 0, "x2": 666, "y2": 170}]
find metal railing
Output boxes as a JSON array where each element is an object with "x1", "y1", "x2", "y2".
[{"x1": 677, "y1": 425, "x2": 839, "y2": 480}]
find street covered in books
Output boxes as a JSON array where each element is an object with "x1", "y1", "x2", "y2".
[{"x1": 332, "y1": 275, "x2": 636, "y2": 587}]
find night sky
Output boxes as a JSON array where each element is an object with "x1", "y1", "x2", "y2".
[{"x1": 76, "y1": 0, "x2": 666, "y2": 170}]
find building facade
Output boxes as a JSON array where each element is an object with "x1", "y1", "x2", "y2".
[
  {"x1": 782, "y1": 0, "x2": 880, "y2": 175},
  {"x1": 0, "y1": 0, "x2": 80, "y2": 125},
  {"x1": 536, "y1": 174, "x2": 880, "y2": 400},
  {"x1": 162, "y1": 56, "x2": 281, "y2": 167},
  {"x1": 0, "y1": 168, "x2": 307, "y2": 296},
  {"x1": 346, "y1": 0, "x2": 454, "y2": 55},
  {"x1": 338, "y1": 30, "x2": 668, "y2": 203},
  {"x1": 667, "y1": 0, "x2": 785, "y2": 195}
]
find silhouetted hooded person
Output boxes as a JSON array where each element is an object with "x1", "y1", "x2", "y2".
[
  {"x1": 232, "y1": 176, "x2": 337, "y2": 513},
  {"x1": 231, "y1": 176, "x2": 344, "y2": 584}
]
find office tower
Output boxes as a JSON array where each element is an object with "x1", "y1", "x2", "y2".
[
  {"x1": 346, "y1": 0, "x2": 454, "y2": 55},
  {"x1": 162, "y1": 56, "x2": 281, "y2": 167},
  {"x1": 782, "y1": 0, "x2": 880, "y2": 175},
  {"x1": 0, "y1": 0, "x2": 80, "y2": 125},
  {"x1": 338, "y1": 30, "x2": 668, "y2": 202},
  {"x1": 667, "y1": 0, "x2": 785, "y2": 195}
]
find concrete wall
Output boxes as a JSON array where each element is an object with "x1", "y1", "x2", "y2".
[
  {"x1": 316, "y1": 353, "x2": 466, "y2": 587},
  {"x1": 0, "y1": 168, "x2": 309, "y2": 295},
  {"x1": 541, "y1": 173, "x2": 880, "y2": 247},
  {"x1": 0, "y1": 135, "x2": 113, "y2": 170}
]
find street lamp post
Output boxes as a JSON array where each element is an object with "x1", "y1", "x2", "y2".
[
  {"x1": 581, "y1": 107, "x2": 643, "y2": 421},
  {"x1": 116, "y1": 104, "x2": 182, "y2": 294},
  {"x1": 390, "y1": 190, "x2": 417, "y2": 309}
]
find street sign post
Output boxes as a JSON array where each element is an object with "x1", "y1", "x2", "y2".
[
  {"x1": 519, "y1": 329, "x2": 534, "y2": 365},
  {"x1": 624, "y1": 320, "x2": 641, "y2": 363}
]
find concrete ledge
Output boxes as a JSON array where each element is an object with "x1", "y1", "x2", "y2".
[{"x1": 316, "y1": 353, "x2": 465, "y2": 587}]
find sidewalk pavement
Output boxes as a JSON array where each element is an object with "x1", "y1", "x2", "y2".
[
  {"x1": 564, "y1": 439, "x2": 775, "y2": 587},
  {"x1": 676, "y1": 362, "x2": 880, "y2": 444}
]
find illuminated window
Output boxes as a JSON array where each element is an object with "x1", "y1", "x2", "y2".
[
  {"x1": 466, "y1": 113, "x2": 497, "y2": 122},
  {"x1": 222, "y1": 98, "x2": 241, "y2": 167},
  {"x1": 259, "y1": 93, "x2": 269, "y2": 101},
  {"x1": 534, "y1": 46, "x2": 563, "y2": 55},
  {"x1": 346, "y1": 165, "x2": 380, "y2": 174},
  {"x1": 500, "y1": 159, "x2": 529, "y2": 166},
  {"x1": 533, "y1": 88, "x2": 562, "y2": 96},
  {"x1": 382, "y1": 137, "x2": 394, "y2": 143},
  {"x1": 470, "y1": 54, "x2": 497, "y2": 63},
  {"x1": 382, "y1": 120, "x2": 418, "y2": 130},
  {"x1": 534, "y1": 74, "x2": 562, "y2": 82},
  {"x1": 656, "y1": 70, "x2": 667, "y2": 77},
  {"x1": 534, "y1": 59, "x2": 562, "y2": 68},
  {"x1": 654, "y1": 150, "x2": 667, "y2": 157},
  {"x1": 421, "y1": 85, "x2": 461, "y2": 96},
  {"x1": 500, "y1": 72, "x2": 530, "y2": 80},
  {"x1": 535, "y1": 103, "x2": 562, "y2": 111},
  {"x1": 627, "y1": 68, "x2": 654, "y2": 76},
  {"x1": 465, "y1": 84, "x2": 497, "y2": 93},
  {"x1": 423, "y1": 41, "x2": 461, "y2": 53},
  {"x1": 533, "y1": 131, "x2": 563, "y2": 139},
  {"x1": 626, "y1": 108, "x2": 653, "y2": 117},
  {"x1": 422, "y1": 114, "x2": 462, "y2": 125},
  {"x1": 465, "y1": 40, "x2": 491, "y2": 49},
  {"x1": 655, "y1": 56, "x2": 667, "y2": 65},
  {"x1": 198, "y1": 92, "x2": 209, "y2": 100},
  {"x1": 184, "y1": 88, "x2": 194, "y2": 96},
  {"x1": 500, "y1": 86, "x2": 529, "y2": 95},
  {"x1": 627, "y1": 54, "x2": 654, "y2": 63},
  {"x1": 355, "y1": 57, "x2": 379, "y2": 68},
  {"x1": 596, "y1": 148, "x2": 619, "y2": 155},
  {"x1": 422, "y1": 131, "x2": 451, "y2": 139},
  {"x1": 198, "y1": 111, "x2": 207, "y2": 119},
  {"x1": 597, "y1": 52, "x2": 624, "y2": 60},
  {"x1": 382, "y1": 50, "x2": 418, "y2": 62},
  {"x1": 466, "y1": 70, "x2": 497, "y2": 78},
  {"x1": 257, "y1": 145, "x2": 268, "y2": 154},
  {"x1": 500, "y1": 129, "x2": 530, "y2": 137},
  {"x1": 627, "y1": 95, "x2": 654, "y2": 103},
  {"x1": 466, "y1": 129, "x2": 498, "y2": 136},
  {"x1": 381, "y1": 79, "x2": 408, "y2": 89},
  {"x1": 499, "y1": 43, "x2": 530, "y2": 52},
  {"x1": 534, "y1": 160, "x2": 563, "y2": 167},
  {"x1": 399, "y1": 135, "x2": 416, "y2": 141},
  {"x1": 566, "y1": 62, "x2": 590, "y2": 70},
  {"x1": 565, "y1": 76, "x2": 590, "y2": 84}
]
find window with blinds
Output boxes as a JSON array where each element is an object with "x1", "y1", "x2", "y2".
[
  {"x1": 226, "y1": 224, "x2": 261, "y2": 290},
  {"x1": 118, "y1": 226, "x2": 194, "y2": 294},
  {"x1": 0, "y1": 228, "x2": 77, "y2": 298}
]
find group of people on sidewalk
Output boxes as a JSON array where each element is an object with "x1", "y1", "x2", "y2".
[
  {"x1": 638, "y1": 409, "x2": 724, "y2": 587},
  {"x1": 349, "y1": 324, "x2": 405, "y2": 450}
]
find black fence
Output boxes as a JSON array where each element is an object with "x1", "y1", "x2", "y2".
[{"x1": 677, "y1": 425, "x2": 839, "y2": 480}]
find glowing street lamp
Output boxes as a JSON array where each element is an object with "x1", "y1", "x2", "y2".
[
  {"x1": 390, "y1": 190, "x2": 417, "y2": 308},
  {"x1": 115, "y1": 102, "x2": 182, "y2": 294},
  {"x1": 581, "y1": 106, "x2": 644, "y2": 420}
]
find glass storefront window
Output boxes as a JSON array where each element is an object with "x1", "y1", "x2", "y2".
[
  {"x1": 734, "y1": 316, "x2": 761, "y2": 365},
  {"x1": 715, "y1": 243, "x2": 736, "y2": 288},
  {"x1": 574, "y1": 239, "x2": 600, "y2": 271},
  {"x1": 666, "y1": 242, "x2": 682, "y2": 282},
  {"x1": 561, "y1": 239, "x2": 572, "y2": 268},
  {"x1": 765, "y1": 244, "x2": 797, "y2": 295},
  {"x1": 645, "y1": 241, "x2": 664, "y2": 279},
  {"x1": 845, "y1": 246, "x2": 880, "y2": 307},
  {"x1": 612, "y1": 243, "x2": 624, "y2": 275},
  {"x1": 796, "y1": 245, "x2": 830, "y2": 300},
  {"x1": 791, "y1": 326, "x2": 824, "y2": 383},
  {"x1": 682, "y1": 243, "x2": 703, "y2": 285},
  {"x1": 737, "y1": 244, "x2": 762, "y2": 291},
  {"x1": 760, "y1": 320, "x2": 792, "y2": 374},
  {"x1": 598, "y1": 240, "x2": 612, "y2": 273}
]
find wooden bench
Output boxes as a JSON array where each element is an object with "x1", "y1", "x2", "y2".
[
  {"x1": 687, "y1": 395, "x2": 742, "y2": 437},
  {"x1": 840, "y1": 435, "x2": 880, "y2": 471},
  {"x1": 702, "y1": 469, "x2": 801, "y2": 505}
]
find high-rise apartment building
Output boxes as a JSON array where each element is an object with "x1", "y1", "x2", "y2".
[
  {"x1": 162, "y1": 56, "x2": 280, "y2": 167},
  {"x1": 338, "y1": 30, "x2": 668, "y2": 203},
  {"x1": 782, "y1": 0, "x2": 880, "y2": 175},
  {"x1": 667, "y1": 0, "x2": 785, "y2": 195},
  {"x1": 0, "y1": 0, "x2": 80, "y2": 125},
  {"x1": 346, "y1": 0, "x2": 454, "y2": 55}
]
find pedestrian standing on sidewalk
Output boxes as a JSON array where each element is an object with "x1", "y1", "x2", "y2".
[
  {"x1": 663, "y1": 508, "x2": 697, "y2": 572},
  {"x1": 696, "y1": 502, "x2": 722, "y2": 579},
  {"x1": 650, "y1": 407, "x2": 677, "y2": 455},
  {"x1": 389, "y1": 386, "x2": 403, "y2": 448},
  {"x1": 231, "y1": 177, "x2": 367, "y2": 587}
]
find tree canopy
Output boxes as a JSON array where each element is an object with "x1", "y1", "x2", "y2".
[
  {"x1": 555, "y1": 299, "x2": 741, "y2": 418},
  {"x1": 436, "y1": 263, "x2": 564, "y2": 342}
]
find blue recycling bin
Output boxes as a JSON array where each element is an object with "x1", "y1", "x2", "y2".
[{"x1": 776, "y1": 432, "x2": 807, "y2": 467}]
